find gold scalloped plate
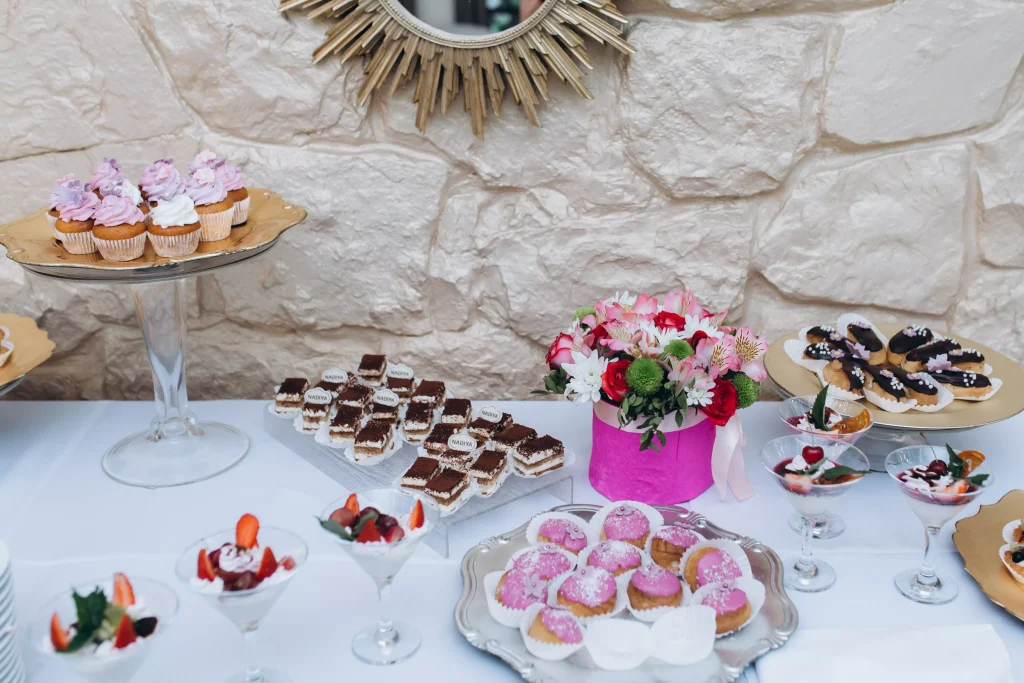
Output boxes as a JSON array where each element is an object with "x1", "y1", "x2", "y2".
[
  {"x1": 764, "y1": 324, "x2": 1024, "y2": 431},
  {"x1": 953, "y1": 490, "x2": 1024, "y2": 621},
  {"x1": 0, "y1": 189, "x2": 306, "y2": 283},
  {"x1": 0, "y1": 313, "x2": 55, "y2": 388}
]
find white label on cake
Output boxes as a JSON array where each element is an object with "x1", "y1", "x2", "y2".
[
  {"x1": 479, "y1": 406, "x2": 503, "y2": 423},
  {"x1": 304, "y1": 388, "x2": 332, "y2": 404},
  {"x1": 387, "y1": 363, "x2": 415, "y2": 380},
  {"x1": 373, "y1": 388, "x2": 401, "y2": 407},
  {"x1": 448, "y1": 433, "x2": 478, "y2": 452},
  {"x1": 322, "y1": 367, "x2": 349, "y2": 384}
]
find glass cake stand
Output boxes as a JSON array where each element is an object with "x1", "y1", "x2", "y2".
[{"x1": 0, "y1": 190, "x2": 306, "y2": 488}]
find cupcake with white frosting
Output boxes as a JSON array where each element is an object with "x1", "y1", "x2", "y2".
[{"x1": 148, "y1": 194, "x2": 201, "y2": 257}]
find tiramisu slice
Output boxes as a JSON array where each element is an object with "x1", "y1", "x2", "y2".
[
  {"x1": 423, "y1": 423, "x2": 459, "y2": 456},
  {"x1": 469, "y1": 450, "x2": 507, "y2": 496},
  {"x1": 370, "y1": 401, "x2": 399, "y2": 422},
  {"x1": 467, "y1": 412, "x2": 512, "y2": 441},
  {"x1": 336, "y1": 384, "x2": 373, "y2": 410},
  {"x1": 329, "y1": 405, "x2": 363, "y2": 444},
  {"x1": 353, "y1": 419, "x2": 394, "y2": 461},
  {"x1": 314, "y1": 368, "x2": 350, "y2": 398},
  {"x1": 301, "y1": 388, "x2": 333, "y2": 431},
  {"x1": 411, "y1": 379, "x2": 446, "y2": 406},
  {"x1": 402, "y1": 402, "x2": 435, "y2": 444},
  {"x1": 491, "y1": 423, "x2": 537, "y2": 454},
  {"x1": 401, "y1": 457, "x2": 441, "y2": 491},
  {"x1": 424, "y1": 467, "x2": 471, "y2": 512},
  {"x1": 386, "y1": 375, "x2": 415, "y2": 401},
  {"x1": 512, "y1": 435, "x2": 565, "y2": 475},
  {"x1": 441, "y1": 398, "x2": 472, "y2": 425},
  {"x1": 437, "y1": 447, "x2": 476, "y2": 473},
  {"x1": 358, "y1": 354, "x2": 387, "y2": 386},
  {"x1": 275, "y1": 377, "x2": 308, "y2": 414}
]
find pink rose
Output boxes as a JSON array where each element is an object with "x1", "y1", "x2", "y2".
[{"x1": 545, "y1": 333, "x2": 575, "y2": 369}]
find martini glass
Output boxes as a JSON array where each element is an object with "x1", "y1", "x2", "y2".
[
  {"x1": 319, "y1": 488, "x2": 438, "y2": 665},
  {"x1": 761, "y1": 435, "x2": 869, "y2": 592},
  {"x1": 885, "y1": 445, "x2": 991, "y2": 604},
  {"x1": 31, "y1": 577, "x2": 179, "y2": 683},
  {"x1": 175, "y1": 528, "x2": 308, "y2": 682},
  {"x1": 778, "y1": 394, "x2": 871, "y2": 539}
]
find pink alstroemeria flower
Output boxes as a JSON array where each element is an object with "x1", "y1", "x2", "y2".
[
  {"x1": 729, "y1": 327, "x2": 768, "y2": 381},
  {"x1": 600, "y1": 320, "x2": 641, "y2": 354},
  {"x1": 633, "y1": 294, "x2": 659, "y2": 319},
  {"x1": 694, "y1": 336, "x2": 740, "y2": 376}
]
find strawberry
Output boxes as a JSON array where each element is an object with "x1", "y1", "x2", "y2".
[
  {"x1": 384, "y1": 526, "x2": 405, "y2": 544},
  {"x1": 112, "y1": 572, "x2": 135, "y2": 608},
  {"x1": 940, "y1": 479, "x2": 969, "y2": 495},
  {"x1": 328, "y1": 507, "x2": 355, "y2": 528},
  {"x1": 256, "y1": 547, "x2": 279, "y2": 580},
  {"x1": 112, "y1": 613, "x2": 137, "y2": 650},
  {"x1": 784, "y1": 473, "x2": 813, "y2": 495},
  {"x1": 197, "y1": 548, "x2": 216, "y2": 582},
  {"x1": 50, "y1": 613, "x2": 70, "y2": 652},
  {"x1": 408, "y1": 499, "x2": 425, "y2": 531},
  {"x1": 236, "y1": 513, "x2": 260, "y2": 550},
  {"x1": 280, "y1": 556, "x2": 296, "y2": 571},
  {"x1": 356, "y1": 520, "x2": 382, "y2": 543},
  {"x1": 344, "y1": 494, "x2": 360, "y2": 516}
]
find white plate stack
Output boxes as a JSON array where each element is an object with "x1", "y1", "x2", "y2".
[{"x1": 0, "y1": 541, "x2": 25, "y2": 683}]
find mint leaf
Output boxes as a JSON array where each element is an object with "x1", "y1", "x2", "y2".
[
  {"x1": 946, "y1": 443, "x2": 964, "y2": 479},
  {"x1": 967, "y1": 473, "x2": 989, "y2": 487},
  {"x1": 811, "y1": 384, "x2": 829, "y2": 431},
  {"x1": 319, "y1": 518, "x2": 352, "y2": 541},
  {"x1": 821, "y1": 465, "x2": 868, "y2": 481},
  {"x1": 351, "y1": 511, "x2": 378, "y2": 537},
  {"x1": 64, "y1": 588, "x2": 108, "y2": 653}
]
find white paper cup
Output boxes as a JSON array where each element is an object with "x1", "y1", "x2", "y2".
[
  {"x1": 650, "y1": 604, "x2": 717, "y2": 665},
  {"x1": 1002, "y1": 520, "x2": 1022, "y2": 545},
  {"x1": 998, "y1": 544, "x2": 1024, "y2": 586},
  {"x1": 197, "y1": 206, "x2": 233, "y2": 242},
  {"x1": 518, "y1": 603, "x2": 585, "y2": 661},
  {"x1": 149, "y1": 228, "x2": 200, "y2": 257},
  {"x1": 863, "y1": 384, "x2": 917, "y2": 413},
  {"x1": 582, "y1": 619, "x2": 655, "y2": 670},
  {"x1": 231, "y1": 195, "x2": 250, "y2": 226},
  {"x1": 57, "y1": 229, "x2": 98, "y2": 254},
  {"x1": 92, "y1": 231, "x2": 146, "y2": 262}
]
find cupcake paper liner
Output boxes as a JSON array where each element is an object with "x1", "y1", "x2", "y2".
[
  {"x1": 46, "y1": 212, "x2": 58, "y2": 230},
  {"x1": 518, "y1": 603, "x2": 586, "y2": 661},
  {"x1": 644, "y1": 525, "x2": 705, "y2": 574},
  {"x1": 577, "y1": 541, "x2": 652, "y2": 584},
  {"x1": 92, "y1": 231, "x2": 146, "y2": 262},
  {"x1": 58, "y1": 229, "x2": 98, "y2": 254},
  {"x1": 650, "y1": 604, "x2": 717, "y2": 665},
  {"x1": 484, "y1": 570, "x2": 538, "y2": 628},
  {"x1": 51, "y1": 223, "x2": 64, "y2": 242},
  {"x1": 149, "y1": 228, "x2": 200, "y2": 258},
  {"x1": 1002, "y1": 520, "x2": 1023, "y2": 545},
  {"x1": 998, "y1": 544, "x2": 1024, "y2": 586},
  {"x1": 231, "y1": 195, "x2": 250, "y2": 226},
  {"x1": 625, "y1": 574, "x2": 692, "y2": 623},
  {"x1": 588, "y1": 500, "x2": 665, "y2": 548},
  {"x1": 526, "y1": 512, "x2": 594, "y2": 553},
  {"x1": 504, "y1": 545, "x2": 578, "y2": 576},
  {"x1": 546, "y1": 570, "x2": 628, "y2": 625},
  {"x1": 692, "y1": 576, "x2": 766, "y2": 638},
  {"x1": 862, "y1": 384, "x2": 917, "y2": 414},
  {"x1": 582, "y1": 619, "x2": 655, "y2": 671},
  {"x1": 197, "y1": 206, "x2": 233, "y2": 242},
  {"x1": 679, "y1": 539, "x2": 754, "y2": 592}
]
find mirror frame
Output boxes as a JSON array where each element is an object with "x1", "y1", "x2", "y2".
[{"x1": 280, "y1": 0, "x2": 634, "y2": 139}]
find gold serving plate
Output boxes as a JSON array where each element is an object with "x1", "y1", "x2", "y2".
[
  {"x1": 0, "y1": 189, "x2": 306, "y2": 283},
  {"x1": 953, "y1": 490, "x2": 1024, "y2": 621},
  {"x1": 0, "y1": 313, "x2": 55, "y2": 389},
  {"x1": 764, "y1": 323, "x2": 1024, "y2": 431}
]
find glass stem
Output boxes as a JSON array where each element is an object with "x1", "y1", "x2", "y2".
[
  {"x1": 242, "y1": 629, "x2": 262, "y2": 683},
  {"x1": 917, "y1": 525, "x2": 940, "y2": 587},
  {"x1": 795, "y1": 515, "x2": 818, "y2": 577},
  {"x1": 375, "y1": 576, "x2": 397, "y2": 648}
]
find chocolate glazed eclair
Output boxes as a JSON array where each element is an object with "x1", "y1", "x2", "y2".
[
  {"x1": 806, "y1": 325, "x2": 843, "y2": 345},
  {"x1": 803, "y1": 342, "x2": 848, "y2": 362},
  {"x1": 863, "y1": 366, "x2": 909, "y2": 403},
  {"x1": 823, "y1": 359, "x2": 867, "y2": 396},
  {"x1": 946, "y1": 347, "x2": 986, "y2": 373},
  {"x1": 846, "y1": 322, "x2": 887, "y2": 365},
  {"x1": 889, "y1": 367, "x2": 940, "y2": 406},
  {"x1": 901, "y1": 338, "x2": 962, "y2": 373},
  {"x1": 929, "y1": 370, "x2": 993, "y2": 398},
  {"x1": 886, "y1": 325, "x2": 934, "y2": 365}
]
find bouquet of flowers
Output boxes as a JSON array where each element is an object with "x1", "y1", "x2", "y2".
[{"x1": 538, "y1": 291, "x2": 767, "y2": 450}]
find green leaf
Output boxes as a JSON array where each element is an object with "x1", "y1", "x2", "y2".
[
  {"x1": 319, "y1": 518, "x2": 352, "y2": 541},
  {"x1": 675, "y1": 411, "x2": 684, "y2": 428},
  {"x1": 821, "y1": 465, "x2": 868, "y2": 481},
  {"x1": 64, "y1": 588, "x2": 108, "y2": 653},
  {"x1": 967, "y1": 473, "x2": 989, "y2": 487},
  {"x1": 811, "y1": 384, "x2": 829, "y2": 431},
  {"x1": 946, "y1": 443, "x2": 964, "y2": 479},
  {"x1": 656, "y1": 430, "x2": 667, "y2": 447},
  {"x1": 530, "y1": 390, "x2": 550, "y2": 396}
]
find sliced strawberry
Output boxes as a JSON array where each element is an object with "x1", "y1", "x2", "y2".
[
  {"x1": 356, "y1": 520, "x2": 382, "y2": 543},
  {"x1": 112, "y1": 614, "x2": 137, "y2": 650},
  {"x1": 344, "y1": 494, "x2": 360, "y2": 516},
  {"x1": 197, "y1": 548, "x2": 216, "y2": 582},
  {"x1": 408, "y1": 499, "x2": 424, "y2": 531},
  {"x1": 940, "y1": 479, "x2": 969, "y2": 495},
  {"x1": 236, "y1": 513, "x2": 260, "y2": 550},
  {"x1": 280, "y1": 556, "x2": 296, "y2": 571},
  {"x1": 112, "y1": 572, "x2": 135, "y2": 608},
  {"x1": 50, "y1": 613, "x2": 70, "y2": 652},
  {"x1": 384, "y1": 526, "x2": 405, "y2": 543},
  {"x1": 256, "y1": 547, "x2": 279, "y2": 580}
]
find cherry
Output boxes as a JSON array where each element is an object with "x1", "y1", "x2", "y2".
[
  {"x1": 375, "y1": 515, "x2": 399, "y2": 533},
  {"x1": 926, "y1": 459, "x2": 948, "y2": 476},
  {"x1": 801, "y1": 445, "x2": 825, "y2": 464},
  {"x1": 329, "y1": 507, "x2": 356, "y2": 529}
]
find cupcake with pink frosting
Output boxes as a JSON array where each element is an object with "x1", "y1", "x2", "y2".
[
  {"x1": 522, "y1": 605, "x2": 584, "y2": 658},
  {"x1": 111, "y1": 178, "x2": 150, "y2": 218},
  {"x1": 188, "y1": 149, "x2": 222, "y2": 174},
  {"x1": 215, "y1": 160, "x2": 249, "y2": 226},
  {"x1": 139, "y1": 159, "x2": 186, "y2": 205},
  {"x1": 555, "y1": 566, "x2": 618, "y2": 619},
  {"x1": 47, "y1": 174, "x2": 80, "y2": 231},
  {"x1": 91, "y1": 195, "x2": 147, "y2": 261},
  {"x1": 90, "y1": 158, "x2": 125, "y2": 198},
  {"x1": 598, "y1": 503, "x2": 653, "y2": 550},
  {"x1": 626, "y1": 563, "x2": 683, "y2": 612},
  {"x1": 54, "y1": 185, "x2": 101, "y2": 254},
  {"x1": 583, "y1": 540, "x2": 644, "y2": 577},
  {"x1": 186, "y1": 167, "x2": 233, "y2": 242},
  {"x1": 649, "y1": 526, "x2": 702, "y2": 573},
  {"x1": 697, "y1": 580, "x2": 752, "y2": 634},
  {"x1": 508, "y1": 544, "x2": 574, "y2": 580},
  {"x1": 536, "y1": 517, "x2": 588, "y2": 555}
]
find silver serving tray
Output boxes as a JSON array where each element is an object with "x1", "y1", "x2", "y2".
[{"x1": 455, "y1": 504, "x2": 798, "y2": 683}]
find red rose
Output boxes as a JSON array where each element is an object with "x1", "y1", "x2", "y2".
[
  {"x1": 545, "y1": 333, "x2": 575, "y2": 369},
  {"x1": 700, "y1": 379, "x2": 738, "y2": 427},
  {"x1": 689, "y1": 330, "x2": 710, "y2": 347},
  {"x1": 590, "y1": 323, "x2": 610, "y2": 349},
  {"x1": 653, "y1": 311, "x2": 685, "y2": 331},
  {"x1": 601, "y1": 359, "x2": 631, "y2": 403}
]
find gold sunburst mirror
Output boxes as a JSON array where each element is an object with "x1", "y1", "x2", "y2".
[{"x1": 279, "y1": 0, "x2": 633, "y2": 138}]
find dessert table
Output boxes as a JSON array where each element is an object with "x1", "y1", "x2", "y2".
[{"x1": 0, "y1": 399, "x2": 1021, "y2": 682}]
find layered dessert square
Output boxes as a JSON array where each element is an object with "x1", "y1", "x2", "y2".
[
  {"x1": 336, "y1": 384, "x2": 373, "y2": 410},
  {"x1": 402, "y1": 402, "x2": 435, "y2": 443},
  {"x1": 329, "y1": 404, "x2": 363, "y2": 443},
  {"x1": 386, "y1": 375, "x2": 415, "y2": 401},
  {"x1": 358, "y1": 354, "x2": 387, "y2": 386},
  {"x1": 301, "y1": 388, "x2": 333, "y2": 431},
  {"x1": 467, "y1": 412, "x2": 512, "y2": 441},
  {"x1": 370, "y1": 401, "x2": 399, "y2": 422},
  {"x1": 423, "y1": 423, "x2": 460, "y2": 456},
  {"x1": 424, "y1": 467, "x2": 471, "y2": 511},
  {"x1": 490, "y1": 423, "x2": 537, "y2": 453},
  {"x1": 411, "y1": 379, "x2": 446, "y2": 406},
  {"x1": 512, "y1": 435, "x2": 565, "y2": 475},
  {"x1": 437, "y1": 447, "x2": 476, "y2": 473},
  {"x1": 315, "y1": 378, "x2": 346, "y2": 397},
  {"x1": 469, "y1": 450, "x2": 507, "y2": 496},
  {"x1": 275, "y1": 377, "x2": 308, "y2": 413},
  {"x1": 401, "y1": 456, "x2": 441, "y2": 490},
  {"x1": 353, "y1": 419, "x2": 394, "y2": 461},
  {"x1": 440, "y1": 398, "x2": 472, "y2": 425}
]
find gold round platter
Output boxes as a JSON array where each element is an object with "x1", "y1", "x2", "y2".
[
  {"x1": 764, "y1": 323, "x2": 1024, "y2": 431},
  {"x1": 0, "y1": 313, "x2": 55, "y2": 393},
  {"x1": 953, "y1": 490, "x2": 1024, "y2": 622},
  {"x1": 0, "y1": 188, "x2": 306, "y2": 284}
]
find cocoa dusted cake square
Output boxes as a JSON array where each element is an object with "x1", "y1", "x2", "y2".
[
  {"x1": 401, "y1": 456, "x2": 441, "y2": 490},
  {"x1": 469, "y1": 450, "x2": 507, "y2": 496},
  {"x1": 437, "y1": 447, "x2": 476, "y2": 473},
  {"x1": 512, "y1": 434, "x2": 565, "y2": 475},
  {"x1": 440, "y1": 398, "x2": 472, "y2": 425},
  {"x1": 328, "y1": 404, "x2": 363, "y2": 443},
  {"x1": 353, "y1": 419, "x2": 394, "y2": 461},
  {"x1": 336, "y1": 384, "x2": 373, "y2": 410},
  {"x1": 275, "y1": 377, "x2": 308, "y2": 413},
  {"x1": 358, "y1": 354, "x2": 387, "y2": 386},
  {"x1": 424, "y1": 467, "x2": 471, "y2": 511},
  {"x1": 411, "y1": 379, "x2": 446, "y2": 406},
  {"x1": 402, "y1": 402, "x2": 435, "y2": 443},
  {"x1": 301, "y1": 387, "x2": 333, "y2": 431},
  {"x1": 386, "y1": 375, "x2": 415, "y2": 400},
  {"x1": 490, "y1": 423, "x2": 537, "y2": 453},
  {"x1": 467, "y1": 412, "x2": 512, "y2": 441},
  {"x1": 423, "y1": 423, "x2": 459, "y2": 455},
  {"x1": 370, "y1": 401, "x2": 399, "y2": 422}
]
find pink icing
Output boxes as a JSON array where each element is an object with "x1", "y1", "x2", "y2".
[
  {"x1": 696, "y1": 550, "x2": 742, "y2": 587},
  {"x1": 498, "y1": 570, "x2": 548, "y2": 610},
  {"x1": 558, "y1": 567, "x2": 616, "y2": 608},
  {"x1": 511, "y1": 545, "x2": 573, "y2": 580},
  {"x1": 630, "y1": 563, "x2": 682, "y2": 598},
  {"x1": 189, "y1": 150, "x2": 223, "y2": 174},
  {"x1": 141, "y1": 162, "x2": 187, "y2": 202},
  {"x1": 90, "y1": 158, "x2": 124, "y2": 196},
  {"x1": 586, "y1": 541, "x2": 641, "y2": 574},
  {"x1": 50, "y1": 174, "x2": 79, "y2": 208},
  {"x1": 700, "y1": 582, "x2": 748, "y2": 615},
  {"x1": 602, "y1": 504, "x2": 650, "y2": 542},
  {"x1": 92, "y1": 195, "x2": 144, "y2": 227},
  {"x1": 538, "y1": 607, "x2": 582, "y2": 644},
  {"x1": 58, "y1": 190, "x2": 99, "y2": 222},
  {"x1": 186, "y1": 167, "x2": 227, "y2": 206},
  {"x1": 654, "y1": 526, "x2": 700, "y2": 550},
  {"x1": 538, "y1": 518, "x2": 588, "y2": 552},
  {"x1": 215, "y1": 162, "x2": 245, "y2": 192}
]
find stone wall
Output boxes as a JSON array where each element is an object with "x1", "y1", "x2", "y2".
[{"x1": 1, "y1": 0, "x2": 1022, "y2": 400}]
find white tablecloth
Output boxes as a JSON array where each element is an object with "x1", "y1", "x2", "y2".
[{"x1": 0, "y1": 400, "x2": 1021, "y2": 682}]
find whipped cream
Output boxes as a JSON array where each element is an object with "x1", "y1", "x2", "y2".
[
  {"x1": 217, "y1": 544, "x2": 260, "y2": 573},
  {"x1": 149, "y1": 194, "x2": 198, "y2": 228}
]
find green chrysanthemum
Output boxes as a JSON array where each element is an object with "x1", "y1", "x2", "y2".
[
  {"x1": 732, "y1": 373, "x2": 760, "y2": 409},
  {"x1": 664, "y1": 340, "x2": 694, "y2": 360},
  {"x1": 573, "y1": 306, "x2": 597, "y2": 322},
  {"x1": 626, "y1": 357, "x2": 665, "y2": 396}
]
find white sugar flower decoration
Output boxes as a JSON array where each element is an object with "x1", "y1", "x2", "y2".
[
  {"x1": 562, "y1": 351, "x2": 609, "y2": 404},
  {"x1": 680, "y1": 314, "x2": 725, "y2": 341}
]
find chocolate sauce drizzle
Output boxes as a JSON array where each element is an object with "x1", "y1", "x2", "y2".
[
  {"x1": 906, "y1": 338, "x2": 961, "y2": 362},
  {"x1": 847, "y1": 322, "x2": 883, "y2": 352},
  {"x1": 888, "y1": 325, "x2": 934, "y2": 354}
]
